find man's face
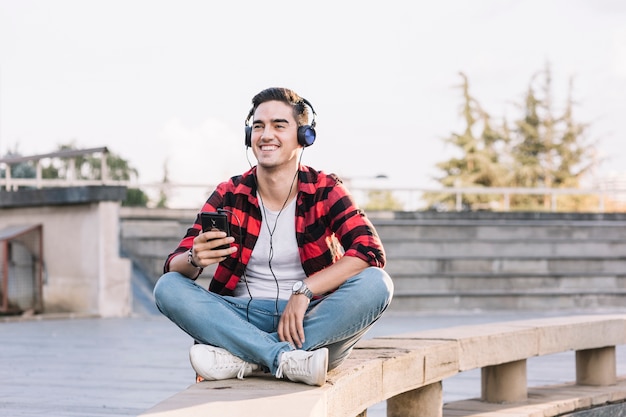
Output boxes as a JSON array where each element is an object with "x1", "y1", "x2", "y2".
[{"x1": 250, "y1": 100, "x2": 301, "y2": 170}]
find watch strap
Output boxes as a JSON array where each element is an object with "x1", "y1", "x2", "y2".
[{"x1": 294, "y1": 281, "x2": 313, "y2": 299}]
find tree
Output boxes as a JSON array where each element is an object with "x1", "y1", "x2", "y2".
[
  {"x1": 3, "y1": 142, "x2": 149, "y2": 207},
  {"x1": 0, "y1": 145, "x2": 37, "y2": 188},
  {"x1": 363, "y1": 190, "x2": 403, "y2": 211},
  {"x1": 509, "y1": 63, "x2": 597, "y2": 210},
  {"x1": 44, "y1": 142, "x2": 139, "y2": 181},
  {"x1": 428, "y1": 64, "x2": 599, "y2": 212},
  {"x1": 425, "y1": 72, "x2": 509, "y2": 210},
  {"x1": 58, "y1": 142, "x2": 150, "y2": 207},
  {"x1": 65, "y1": 142, "x2": 149, "y2": 207},
  {"x1": 123, "y1": 188, "x2": 149, "y2": 207}
]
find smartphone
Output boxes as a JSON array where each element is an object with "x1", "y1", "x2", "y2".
[{"x1": 200, "y1": 211, "x2": 231, "y2": 250}]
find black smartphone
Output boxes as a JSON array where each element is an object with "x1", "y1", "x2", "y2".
[{"x1": 200, "y1": 211, "x2": 231, "y2": 250}]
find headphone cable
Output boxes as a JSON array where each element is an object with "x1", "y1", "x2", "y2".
[{"x1": 257, "y1": 164, "x2": 299, "y2": 327}]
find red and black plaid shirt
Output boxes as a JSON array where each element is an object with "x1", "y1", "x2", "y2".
[{"x1": 164, "y1": 165, "x2": 386, "y2": 295}]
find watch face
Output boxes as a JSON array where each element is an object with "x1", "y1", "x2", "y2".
[{"x1": 292, "y1": 281, "x2": 303, "y2": 292}]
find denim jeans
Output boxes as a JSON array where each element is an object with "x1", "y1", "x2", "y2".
[{"x1": 153, "y1": 267, "x2": 393, "y2": 375}]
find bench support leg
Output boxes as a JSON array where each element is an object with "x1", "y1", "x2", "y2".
[
  {"x1": 576, "y1": 346, "x2": 616, "y2": 386},
  {"x1": 481, "y1": 359, "x2": 527, "y2": 403},
  {"x1": 387, "y1": 381, "x2": 442, "y2": 417}
]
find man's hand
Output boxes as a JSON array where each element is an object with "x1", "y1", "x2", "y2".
[
  {"x1": 191, "y1": 230, "x2": 237, "y2": 266},
  {"x1": 278, "y1": 294, "x2": 310, "y2": 348}
]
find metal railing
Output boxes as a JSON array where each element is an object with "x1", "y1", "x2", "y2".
[
  {"x1": 0, "y1": 147, "x2": 129, "y2": 191},
  {"x1": 347, "y1": 184, "x2": 626, "y2": 212},
  {"x1": 3, "y1": 148, "x2": 626, "y2": 212},
  {"x1": 131, "y1": 182, "x2": 626, "y2": 212}
]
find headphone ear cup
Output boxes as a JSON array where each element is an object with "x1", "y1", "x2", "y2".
[
  {"x1": 245, "y1": 126, "x2": 252, "y2": 147},
  {"x1": 297, "y1": 125, "x2": 316, "y2": 147}
]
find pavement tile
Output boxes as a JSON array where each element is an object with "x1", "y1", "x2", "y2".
[{"x1": 1, "y1": 310, "x2": 624, "y2": 417}]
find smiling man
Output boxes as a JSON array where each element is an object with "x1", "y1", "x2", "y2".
[{"x1": 153, "y1": 87, "x2": 394, "y2": 387}]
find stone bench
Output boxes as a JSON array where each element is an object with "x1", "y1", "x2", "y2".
[{"x1": 139, "y1": 314, "x2": 626, "y2": 417}]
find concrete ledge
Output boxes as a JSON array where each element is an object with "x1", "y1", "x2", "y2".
[
  {"x1": 140, "y1": 339, "x2": 459, "y2": 417},
  {"x1": 139, "y1": 315, "x2": 626, "y2": 417},
  {"x1": 388, "y1": 314, "x2": 626, "y2": 371},
  {"x1": 0, "y1": 185, "x2": 127, "y2": 208},
  {"x1": 139, "y1": 376, "x2": 326, "y2": 417},
  {"x1": 390, "y1": 211, "x2": 626, "y2": 222},
  {"x1": 443, "y1": 378, "x2": 626, "y2": 417}
]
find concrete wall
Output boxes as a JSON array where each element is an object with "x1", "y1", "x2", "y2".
[
  {"x1": 119, "y1": 208, "x2": 626, "y2": 311},
  {"x1": 0, "y1": 187, "x2": 131, "y2": 317},
  {"x1": 5, "y1": 187, "x2": 621, "y2": 316}
]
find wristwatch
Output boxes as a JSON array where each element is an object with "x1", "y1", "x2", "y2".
[
  {"x1": 292, "y1": 280, "x2": 313, "y2": 299},
  {"x1": 187, "y1": 249, "x2": 201, "y2": 268}
]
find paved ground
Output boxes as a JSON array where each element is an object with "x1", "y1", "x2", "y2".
[{"x1": 1, "y1": 306, "x2": 625, "y2": 417}]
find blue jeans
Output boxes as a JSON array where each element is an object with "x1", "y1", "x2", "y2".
[{"x1": 153, "y1": 267, "x2": 393, "y2": 375}]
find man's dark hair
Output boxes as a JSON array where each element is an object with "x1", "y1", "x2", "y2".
[{"x1": 250, "y1": 87, "x2": 310, "y2": 127}]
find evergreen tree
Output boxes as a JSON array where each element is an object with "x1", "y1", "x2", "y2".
[
  {"x1": 509, "y1": 77, "x2": 547, "y2": 208},
  {"x1": 363, "y1": 190, "x2": 403, "y2": 211},
  {"x1": 428, "y1": 63, "x2": 599, "y2": 212},
  {"x1": 509, "y1": 63, "x2": 597, "y2": 210},
  {"x1": 425, "y1": 72, "x2": 508, "y2": 210}
]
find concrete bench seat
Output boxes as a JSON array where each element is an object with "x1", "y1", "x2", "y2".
[
  {"x1": 139, "y1": 314, "x2": 626, "y2": 417},
  {"x1": 443, "y1": 379, "x2": 626, "y2": 417}
]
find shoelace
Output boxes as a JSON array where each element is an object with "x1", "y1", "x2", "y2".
[
  {"x1": 275, "y1": 353, "x2": 309, "y2": 379},
  {"x1": 213, "y1": 349, "x2": 250, "y2": 380},
  {"x1": 236, "y1": 363, "x2": 248, "y2": 380}
]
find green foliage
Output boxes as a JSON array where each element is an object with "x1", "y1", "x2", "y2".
[
  {"x1": 424, "y1": 72, "x2": 510, "y2": 211},
  {"x1": 3, "y1": 141, "x2": 150, "y2": 207},
  {"x1": 1, "y1": 145, "x2": 36, "y2": 182},
  {"x1": 429, "y1": 64, "x2": 598, "y2": 212},
  {"x1": 508, "y1": 63, "x2": 596, "y2": 210},
  {"x1": 363, "y1": 190, "x2": 403, "y2": 211},
  {"x1": 123, "y1": 188, "x2": 149, "y2": 207},
  {"x1": 41, "y1": 164, "x2": 60, "y2": 179},
  {"x1": 52, "y1": 142, "x2": 150, "y2": 207},
  {"x1": 46, "y1": 142, "x2": 139, "y2": 181}
]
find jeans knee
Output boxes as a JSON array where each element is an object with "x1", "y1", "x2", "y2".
[
  {"x1": 153, "y1": 272, "x2": 183, "y2": 309},
  {"x1": 363, "y1": 267, "x2": 394, "y2": 304}
]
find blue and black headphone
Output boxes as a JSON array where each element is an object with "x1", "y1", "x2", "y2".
[{"x1": 244, "y1": 98, "x2": 317, "y2": 148}]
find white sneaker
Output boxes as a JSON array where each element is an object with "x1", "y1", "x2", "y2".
[
  {"x1": 275, "y1": 348, "x2": 328, "y2": 386},
  {"x1": 189, "y1": 344, "x2": 258, "y2": 381}
]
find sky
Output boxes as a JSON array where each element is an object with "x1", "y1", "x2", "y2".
[{"x1": 1, "y1": 0, "x2": 625, "y2": 207}]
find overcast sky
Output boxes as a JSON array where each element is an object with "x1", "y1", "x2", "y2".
[{"x1": 1, "y1": 0, "x2": 625, "y2": 207}]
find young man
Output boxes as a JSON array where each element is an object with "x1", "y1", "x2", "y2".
[{"x1": 154, "y1": 87, "x2": 393, "y2": 386}]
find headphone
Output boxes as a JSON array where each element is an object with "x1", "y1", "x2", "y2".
[{"x1": 244, "y1": 98, "x2": 317, "y2": 148}]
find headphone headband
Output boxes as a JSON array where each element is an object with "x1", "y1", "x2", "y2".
[{"x1": 299, "y1": 98, "x2": 317, "y2": 129}]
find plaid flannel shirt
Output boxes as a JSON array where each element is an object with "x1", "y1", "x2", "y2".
[{"x1": 164, "y1": 165, "x2": 386, "y2": 295}]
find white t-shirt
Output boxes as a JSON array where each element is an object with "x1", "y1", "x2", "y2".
[{"x1": 234, "y1": 197, "x2": 307, "y2": 299}]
